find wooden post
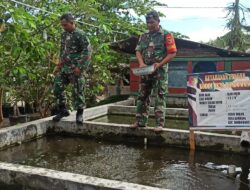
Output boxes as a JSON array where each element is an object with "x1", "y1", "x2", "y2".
[
  {"x1": 189, "y1": 129, "x2": 195, "y2": 151},
  {"x1": 188, "y1": 149, "x2": 195, "y2": 165}
]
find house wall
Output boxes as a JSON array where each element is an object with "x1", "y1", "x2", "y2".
[
  {"x1": 232, "y1": 61, "x2": 250, "y2": 71},
  {"x1": 130, "y1": 61, "x2": 140, "y2": 92}
]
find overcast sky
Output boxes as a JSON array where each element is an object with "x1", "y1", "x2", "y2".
[{"x1": 155, "y1": 0, "x2": 250, "y2": 42}]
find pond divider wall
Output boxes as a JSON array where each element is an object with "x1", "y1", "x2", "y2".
[
  {"x1": 0, "y1": 98, "x2": 249, "y2": 154},
  {"x1": 0, "y1": 162, "x2": 167, "y2": 190}
]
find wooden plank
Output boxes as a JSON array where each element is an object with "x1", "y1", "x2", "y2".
[
  {"x1": 189, "y1": 130, "x2": 196, "y2": 151},
  {"x1": 188, "y1": 149, "x2": 195, "y2": 165}
]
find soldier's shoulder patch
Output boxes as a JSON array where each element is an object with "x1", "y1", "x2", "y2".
[
  {"x1": 166, "y1": 33, "x2": 174, "y2": 44},
  {"x1": 165, "y1": 33, "x2": 177, "y2": 54}
]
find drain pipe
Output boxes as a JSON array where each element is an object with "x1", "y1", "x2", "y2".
[{"x1": 240, "y1": 131, "x2": 250, "y2": 148}]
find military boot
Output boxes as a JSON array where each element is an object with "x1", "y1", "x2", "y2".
[
  {"x1": 154, "y1": 126, "x2": 163, "y2": 133},
  {"x1": 76, "y1": 108, "x2": 84, "y2": 124},
  {"x1": 52, "y1": 105, "x2": 70, "y2": 122},
  {"x1": 129, "y1": 122, "x2": 146, "y2": 129}
]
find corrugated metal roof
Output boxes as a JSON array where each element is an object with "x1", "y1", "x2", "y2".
[{"x1": 110, "y1": 36, "x2": 250, "y2": 57}]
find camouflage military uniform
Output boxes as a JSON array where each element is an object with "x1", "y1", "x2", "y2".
[
  {"x1": 54, "y1": 28, "x2": 91, "y2": 110},
  {"x1": 135, "y1": 28, "x2": 177, "y2": 127}
]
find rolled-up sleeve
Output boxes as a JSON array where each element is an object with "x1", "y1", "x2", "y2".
[{"x1": 135, "y1": 35, "x2": 143, "y2": 52}]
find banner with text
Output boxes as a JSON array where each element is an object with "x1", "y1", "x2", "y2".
[{"x1": 187, "y1": 70, "x2": 250, "y2": 130}]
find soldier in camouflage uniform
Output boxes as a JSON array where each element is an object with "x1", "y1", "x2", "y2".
[
  {"x1": 53, "y1": 13, "x2": 91, "y2": 124},
  {"x1": 130, "y1": 11, "x2": 177, "y2": 132}
]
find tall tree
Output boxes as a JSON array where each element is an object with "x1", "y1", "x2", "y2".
[{"x1": 225, "y1": 0, "x2": 249, "y2": 51}]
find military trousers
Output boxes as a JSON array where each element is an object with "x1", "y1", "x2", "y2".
[
  {"x1": 54, "y1": 72, "x2": 85, "y2": 110},
  {"x1": 136, "y1": 67, "x2": 168, "y2": 127}
]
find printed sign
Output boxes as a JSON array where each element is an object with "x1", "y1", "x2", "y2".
[{"x1": 187, "y1": 70, "x2": 250, "y2": 130}]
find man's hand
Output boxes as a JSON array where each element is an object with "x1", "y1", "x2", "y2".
[
  {"x1": 139, "y1": 63, "x2": 147, "y2": 68},
  {"x1": 153, "y1": 62, "x2": 162, "y2": 71},
  {"x1": 73, "y1": 67, "x2": 81, "y2": 76},
  {"x1": 53, "y1": 66, "x2": 61, "y2": 75}
]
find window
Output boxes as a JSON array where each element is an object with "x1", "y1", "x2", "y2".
[
  {"x1": 168, "y1": 62, "x2": 188, "y2": 88},
  {"x1": 193, "y1": 61, "x2": 216, "y2": 73}
]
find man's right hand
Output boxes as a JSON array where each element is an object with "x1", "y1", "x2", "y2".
[{"x1": 73, "y1": 67, "x2": 81, "y2": 76}]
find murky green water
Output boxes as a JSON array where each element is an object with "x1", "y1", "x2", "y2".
[
  {"x1": 0, "y1": 183, "x2": 34, "y2": 190},
  {"x1": 0, "y1": 136, "x2": 249, "y2": 190},
  {"x1": 0, "y1": 183, "x2": 18, "y2": 190},
  {"x1": 92, "y1": 114, "x2": 189, "y2": 129}
]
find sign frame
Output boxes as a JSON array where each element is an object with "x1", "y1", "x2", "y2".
[{"x1": 187, "y1": 70, "x2": 250, "y2": 131}]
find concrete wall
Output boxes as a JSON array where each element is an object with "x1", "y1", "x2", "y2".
[
  {"x1": 149, "y1": 96, "x2": 188, "y2": 108},
  {"x1": 108, "y1": 105, "x2": 188, "y2": 119},
  {"x1": 0, "y1": 162, "x2": 167, "y2": 190},
  {"x1": 52, "y1": 120, "x2": 249, "y2": 154},
  {"x1": 167, "y1": 95, "x2": 188, "y2": 108},
  {"x1": 0, "y1": 118, "x2": 50, "y2": 150},
  {"x1": 105, "y1": 85, "x2": 131, "y2": 97}
]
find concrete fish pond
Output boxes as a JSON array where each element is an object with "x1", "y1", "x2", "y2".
[{"x1": 0, "y1": 99, "x2": 249, "y2": 190}]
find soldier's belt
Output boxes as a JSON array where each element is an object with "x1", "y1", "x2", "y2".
[{"x1": 132, "y1": 65, "x2": 154, "y2": 76}]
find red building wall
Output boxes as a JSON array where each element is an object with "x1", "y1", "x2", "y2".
[
  {"x1": 216, "y1": 61, "x2": 224, "y2": 71},
  {"x1": 130, "y1": 61, "x2": 140, "y2": 92},
  {"x1": 232, "y1": 61, "x2": 250, "y2": 71}
]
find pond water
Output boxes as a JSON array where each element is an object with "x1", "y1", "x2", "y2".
[
  {"x1": 0, "y1": 182, "x2": 33, "y2": 190},
  {"x1": 0, "y1": 136, "x2": 249, "y2": 190}
]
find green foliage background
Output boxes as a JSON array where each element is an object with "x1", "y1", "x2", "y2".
[{"x1": 0, "y1": 0, "x2": 167, "y2": 116}]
